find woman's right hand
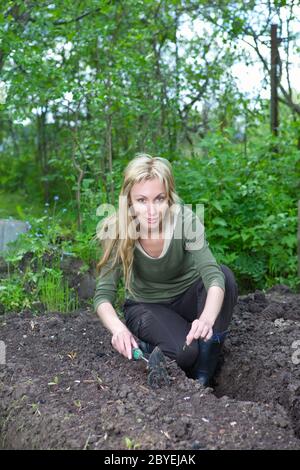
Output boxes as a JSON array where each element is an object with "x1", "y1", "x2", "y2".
[{"x1": 111, "y1": 325, "x2": 139, "y2": 360}]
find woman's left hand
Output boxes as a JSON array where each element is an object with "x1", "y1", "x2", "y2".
[{"x1": 186, "y1": 318, "x2": 214, "y2": 346}]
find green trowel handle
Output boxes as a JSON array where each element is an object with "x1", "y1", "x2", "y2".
[{"x1": 132, "y1": 348, "x2": 144, "y2": 361}]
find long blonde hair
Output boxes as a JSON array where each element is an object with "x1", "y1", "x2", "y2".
[{"x1": 95, "y1": 153, "x2": 183, "y2": 299}]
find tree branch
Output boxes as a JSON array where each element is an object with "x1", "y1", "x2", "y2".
[
  {"x1": 53, "y1": 8, "x2": 101, "y2": 25},
  {"x1": 278, "y1": 91, "x2": 300, "y2": 115}
]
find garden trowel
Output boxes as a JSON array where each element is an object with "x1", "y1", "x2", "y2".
[{"x1": 132, "y1": 346, "x2": 170, "y2": 388}]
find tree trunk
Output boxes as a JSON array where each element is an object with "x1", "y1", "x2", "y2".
[{"x1": 36, "y1": 107, "x2": 49, "y2": 201}]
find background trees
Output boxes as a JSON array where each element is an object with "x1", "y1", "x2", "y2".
[{"x1": 0, "y1": 0, "x2": 299, "y2": 305}]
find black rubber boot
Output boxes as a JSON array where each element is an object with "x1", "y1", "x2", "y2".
[{"x1": 191, "y1": 332, "x2": 227, "y2": 387}]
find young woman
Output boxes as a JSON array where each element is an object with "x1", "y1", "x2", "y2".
[{"x1": 94, "y1": 154, "x2": 238, "y2": 387}]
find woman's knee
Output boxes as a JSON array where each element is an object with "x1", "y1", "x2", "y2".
[
  {"x1": 220, "y1": 264, "x2": 239, "y2": 303},
  {"x1": 176, "y1": 341, "x2": 199, "y2": 371}
]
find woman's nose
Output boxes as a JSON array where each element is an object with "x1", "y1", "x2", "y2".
[{"x1": 146, "y1": 203, "x2": 157, "y2": 216}]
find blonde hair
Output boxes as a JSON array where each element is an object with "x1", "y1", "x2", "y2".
[{"x1": 95, "y1": 153, "x2": 183, "y2": 299}]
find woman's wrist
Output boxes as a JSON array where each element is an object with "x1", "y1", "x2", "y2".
[
  {"x1": 198, "y1": 312, "x2": 215, "y2": 326},
  {"x1": 198, "y1": 286, "x2": 225, "y2": 325},
  {"x1": 111, "y1": 321, "x2": 128, "y2": 336}
]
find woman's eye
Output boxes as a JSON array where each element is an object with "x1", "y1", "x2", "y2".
[{"x1": 137, "y1": 197, "x2": 165, "y2": 203}]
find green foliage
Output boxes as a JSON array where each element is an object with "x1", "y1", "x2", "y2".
[
  {"x1": 0, "y1": 0, "x2": 299, "y2": 302},
  {"x1": 3, "y1": 200, "x2": 72, "y2": 262},
  {"x1": 0, "y1": 275, "x2": 32, "y2": 313},
  {"x1": 1, "y1": 200, "x2": 81, "y2": 314},
  {"x1": 174, "y1": 128, "x2": 300, "y2": 293},
  {"x1": 0, "y1": 190, "x2": 43, "y2": 219},
  {"x1": 0, "y1": 256, "x2": 78, "y2": 314}
]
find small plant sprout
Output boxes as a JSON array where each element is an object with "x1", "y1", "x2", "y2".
[
  {"x1": 74, "y1": 399, "x2": 82, "y2": 411},
  {"x1": 29, "y1": 403, "x2": 41, "y2": 416},
  {"x1": 48, "y1": 376, "x2": 59, "y2": 386},
  {"x1": 124, "y1": 437, "x2": 141, "y2": 450}
]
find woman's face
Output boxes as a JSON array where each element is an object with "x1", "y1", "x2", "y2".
[{"x1": 129, "y1": 178, "x2": 169, "y2": 236}]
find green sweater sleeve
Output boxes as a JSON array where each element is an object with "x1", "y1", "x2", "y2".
[
  {"x1": 93, "y1": 250, "x2": 122, "y2": 313},
  {"x1": 183, "y1": 206, "x2": 225, "y2": 292}
]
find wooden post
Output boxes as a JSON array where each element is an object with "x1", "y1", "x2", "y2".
[{"x1": 271, "y1": 24, "x2": 279, "y2": 136}]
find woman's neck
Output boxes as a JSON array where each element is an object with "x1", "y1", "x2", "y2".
[{"x1": 140, "y1": 230, "x2": 164, "y2": 241}]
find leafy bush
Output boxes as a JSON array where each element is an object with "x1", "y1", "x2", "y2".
[
  {"x1": 0, "y1": 276, "x2": 32, "y2": 313},
  {"x1": 174, "y1": 130, "x2": 300, "y2": 293},
  {"x1": 1, "y1": 198, "x2": 82, "y2": 313}
]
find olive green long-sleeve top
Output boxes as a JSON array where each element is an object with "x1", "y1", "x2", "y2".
[{"x1": 93, "y1": 204, "x2": 225, "y2": 312}]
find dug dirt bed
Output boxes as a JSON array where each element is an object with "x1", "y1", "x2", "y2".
[{"x1": 0, "y1": 284, "x2": 299, "y2": 450}]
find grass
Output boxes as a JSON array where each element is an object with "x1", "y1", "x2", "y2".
[
  {"x1": 37, "y1": 269, "x2": 79, "y2": 313},
  {"x1": 0, "y1": 190, "x2": 43, "y2": 220}
]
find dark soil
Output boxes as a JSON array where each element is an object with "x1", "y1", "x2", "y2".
[{"x1": 0, "y1": 284, "x2": 299, "y2": 450}]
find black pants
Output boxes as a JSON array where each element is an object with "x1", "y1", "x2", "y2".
[{"x1": 122, "y1": 264, "x2": 238, "y2": 373}]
